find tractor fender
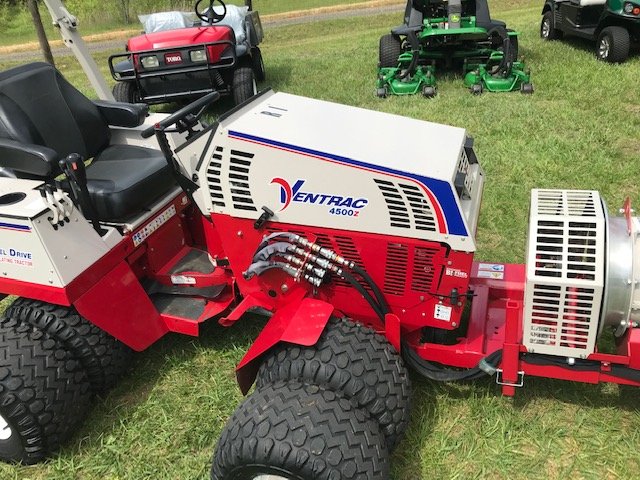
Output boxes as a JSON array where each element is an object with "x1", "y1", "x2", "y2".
[
  {"x1": 541, "y1": 1, "x2": 554, "y2": 14},
  {"x1": 73, "y1": 260, "x2": 168, "y2": 352},
  {"x1": 235, "y1": 297, "x2": 334, "y2": 394}
]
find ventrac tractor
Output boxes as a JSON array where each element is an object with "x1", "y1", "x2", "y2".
[{"x1": 2, "y1": 60, "x2": 640, "y2": 478}]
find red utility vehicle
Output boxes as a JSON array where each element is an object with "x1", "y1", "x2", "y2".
[{"x1": 109, "y1": 0, "x2": 264, "y2": 105}]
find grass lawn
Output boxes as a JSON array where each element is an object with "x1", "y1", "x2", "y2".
[{"x1": 2, "y1": 1, "x2": 640, "y2": 479}]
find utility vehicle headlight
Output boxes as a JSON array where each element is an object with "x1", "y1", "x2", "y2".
[
  {"x1": 190, "y1": 49, "x2": 207, "y2": 62},
  {"x1": 140, "y1": 55, "x2": 159, "y2": 68},
  {"x1": 624, "y1": 2, "x2": 633, "y2": 12}
]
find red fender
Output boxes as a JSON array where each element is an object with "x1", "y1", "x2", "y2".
[
  {"x1": 74, "y1": 261, "x2": 168, "y2": 351},
  {"x1": 236, "y1": 297, "x2": 334, "y2": 394}
]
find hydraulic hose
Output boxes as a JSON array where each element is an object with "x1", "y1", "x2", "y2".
[
  {"x1": 403, "y1": 342, "x2": 503, "y2": 382},
  {"x1": 487, "y1": 26, "x2": 512, "y2": 77},
  {"x1": 397, "y1": 30, "x2": 420, "y2": 80},
  {"x1": 352, "y1": 264, "x2": 390, "y2": 315},
  {"x1": 252, "y1": 242, "x2": 295, "y2": 262},
  {"x1": 338, "y1": 269, "x2": 385, "y2": 321}
]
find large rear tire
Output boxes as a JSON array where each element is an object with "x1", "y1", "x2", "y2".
[
  {"x1": 211, "y1": 381, "x2": 389, "y2": 480},
  {"x1": 7, "y1": 298, "x2": 133, "y2": 395},
  {"x1": 0, "y1": 318, "x2": 91, "y2": 464},
  {"x1": 379, "y1": 34, "x2": 402, "y2": 68},
  {"x1": 256, "y1": 318, "x2": 411, "y2": 450},
  {"x1": 232, "y1": 67, "x2": 257, "y2": 106}
]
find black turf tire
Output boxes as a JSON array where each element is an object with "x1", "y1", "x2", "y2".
[
  {"x1": 6, "y1": 298, "x2": 133, "y2": 395},
  {"x1": 379, "y1": 34, "x2": 402, "y2": 68},
  {"x1": 0, "y1": 318, "x2": 91, "y2": 464},
  {"x1": 596, "y1": 26, "x2": 630, "y2": 63},
  {"x1": 540, "y1": 11, "x2": 562, "y2": 41},
  {"x1": 232, "y1": 67, "x2": 257, "y2": 106},
  {"x1": 256, "y1": 318, "x2": 411, "y2": 450},
  {"x1": 211, "y1": 381, "x2": 389, "y2": 480},
  {"x1": 250, "y1": 47, "x2": 266, "y2": 81},
  {"x1": 112, "y1": 81, "x2": 140, "y2": 103}
]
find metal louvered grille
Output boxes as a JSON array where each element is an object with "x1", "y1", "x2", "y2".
[
  {"x1": 523, "y1": 189, "x2": 605, "y2": 358},
  {"x1": 411, "y1": 246, "x2": 439, "y2": 292},
  {"x1": 207, "y1": 146, "x2": 225, "y2": 207},
  {"x1": 384, "y1": 244, "x2": 408, "y2": 295},
  {"x1": 207, "y1": 147, "x2": 258, "y2": 211},
  {"x1": 374, "y1": 179, "x2": 436, "y2": 232},
  {"x1": 229, "y1": 150, "x2": 256, "y2": 212}
]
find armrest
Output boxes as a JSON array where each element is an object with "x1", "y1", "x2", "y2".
[
  {"x1": 0, "y1": 138, "x2": 57, "y2": 177},
  {"x1": 93, "y1": 100, "x2": 150, "y2": 128}
]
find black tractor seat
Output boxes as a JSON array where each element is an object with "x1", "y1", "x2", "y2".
[{"x1": 0, "y1": 62, "x2": 175, "y2": 221}]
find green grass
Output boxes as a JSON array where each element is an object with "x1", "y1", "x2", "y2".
[
  {"x1": 2, "y1": 2, "x2": 640, "y2": 479},
  {"x1": 0, "y1": 0, "x2": 375, "y2": 47}
]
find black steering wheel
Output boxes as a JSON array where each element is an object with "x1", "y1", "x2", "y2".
[
  {"x1": 195, "y1": 0, "x2": 227, "y2": 25},
  {"x1": 141, "y1": 91, "x2": 220, "y2": 139}
]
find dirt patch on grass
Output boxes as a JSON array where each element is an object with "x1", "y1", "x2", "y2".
[{"x1": 617, "y1": 137, "x2": 640, "y2": 157}]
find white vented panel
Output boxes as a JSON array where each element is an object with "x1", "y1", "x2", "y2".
[{"x1": 523, "y1": 189, "x2": 606, "y2": 358}]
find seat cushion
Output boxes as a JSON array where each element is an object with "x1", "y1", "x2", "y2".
[{"x1": 87, "y1": 144, "x2": 175, "y2": 221}]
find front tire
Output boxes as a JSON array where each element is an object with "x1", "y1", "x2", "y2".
[
  {"x1": 250, "y1": 47, "x2": 266, "y2": 81},
  {"x1": 540, "y1": 11, "x2": 562, "y2": 41},
  {"x1": 0, "y1": 318, "x2": 91, "y2": 464},
  {"x1": 232, "y1": 67, "x2": 257, "y2": 106},
  {"x1": 211, "y1": 381, "x2": 389, "y2": 480},
  {"x1": 112, "y1": 81, "x2": 140, "y2": 103},
  {"x1": 6, "y1": 298, "x2": 133, "y2": 395},
  {"x1": 379, "y1": 34, "x2": 402, "y2": 68},
  {"x1": 256, "y1": 318, "x2": 411, "y2": 451},
  {"x1": 596, "y1": 27, "x2": 630, "y2": 63}
]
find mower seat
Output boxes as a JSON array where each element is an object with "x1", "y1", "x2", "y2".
[{"x1": 0, "y1": 62, "x2": 175, "y2": 221}]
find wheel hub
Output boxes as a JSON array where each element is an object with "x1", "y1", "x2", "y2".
[
  {"x1": 0, "y1": 413, "x2": 12, "y2": 441},
  {"x1": 599, "y1": 37, "x2": 610, "y2": 58},
  {"x1": 542, "y1": 19, "x2": 550, "y2": 38}
]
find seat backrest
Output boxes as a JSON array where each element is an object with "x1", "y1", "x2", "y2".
[{"x1": 0, "y1": 62, "x2": 111, "y2": 177}]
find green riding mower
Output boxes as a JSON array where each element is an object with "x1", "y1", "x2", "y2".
[{"x1": 377, "y1": 0, "x2": 534, "y2": 97}]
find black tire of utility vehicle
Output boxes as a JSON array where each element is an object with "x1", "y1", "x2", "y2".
[
  {"x1": 6, "y1": 298, "x2": 133, "y2": 395},
  {"x1": 379, "y1": 34, "x2": 402, "y2": 68},
  {"x1": 596, "y1": 27, "x2": 630, "y2": 63},
  {"x1": 256, "y1": 317, "x2": 411, "y2": 451},
  {"x1": 250, "y1": 47, "x2": 266, "y2": 81},
  {"x1": 211, "y1": 381, "x2": 389, "y2": 480},
  {"x1": 112, "y1": 81, "x2": 140, "y2": 103},
  {"x1": 232, "y1": 67, "x2": 257, "y2": 106},
  {"x1": 0, "y1": 319, "x2": 91, "y2": 464},
  {"x1": 540, "y1": 11, "x2": 562, "y2": 41}
]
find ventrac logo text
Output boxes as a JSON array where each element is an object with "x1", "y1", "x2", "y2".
[{"x1": 271, "y1": 178, "x2": 369, "y2": 217}]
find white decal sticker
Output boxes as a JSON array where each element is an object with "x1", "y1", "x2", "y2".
[
  {"x1": 0, "y1": 247, "x2": 33, "y2": 267},
  {"x1": 434, "y1": 304, "x2": 452, "y2": 321},
  {"x1": 445, "y1": 267, "x2": 468, "y2": 279},
  {"x1": 478, "y1": 263, "x2": 505, "y2": 272},
  {"x1": 132, "y1": 205, "x2": 177, "y2": 247},
  {"x1": 477, "y1": 270, "x2": 504, "y2": 279}
]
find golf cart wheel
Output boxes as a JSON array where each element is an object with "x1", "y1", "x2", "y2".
[
  {"x1": 379, "y1": 34, "x2": 402, "y2": 68},
  {"x1": 112, "y1": 81, "x2": 140, "y2": 103},
  {"x1": 470, "y1": 83, "x2": 483, "y2": 95},
  {"x1": 596, "y1": 27, "x2": 630, "y2": 63},
  {"x1": 211, "y1": 381, "x2": 389, "y2": 480},
  {"x1": 521, "y1": 83, "x2": 534, "y2": 94},
  {"x1": 250, "y1": 47, "x2": 266, "y2": 82},
  {"x1": 0, "y1": 318, "x2": 91, "y2": 464},
  {"x1": 232, "y1": 67, "x2": 257, "y2": 106},
  {"x1": 256, "y1": 317, "x2": 411, "y2": 451},
  {"x1": 540, "y1": 11, "x2": 562, "y2": 41},
  {"x1": 422, "y1": 85, "x2": 437, "y2": 98},
  {"x1": 6, "y1": 298, "x2": 133, "y2": 395}
]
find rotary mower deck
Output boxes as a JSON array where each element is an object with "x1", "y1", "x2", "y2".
[{"x1": 377, "y1": 0, "x2": 533, "y2": 97}]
